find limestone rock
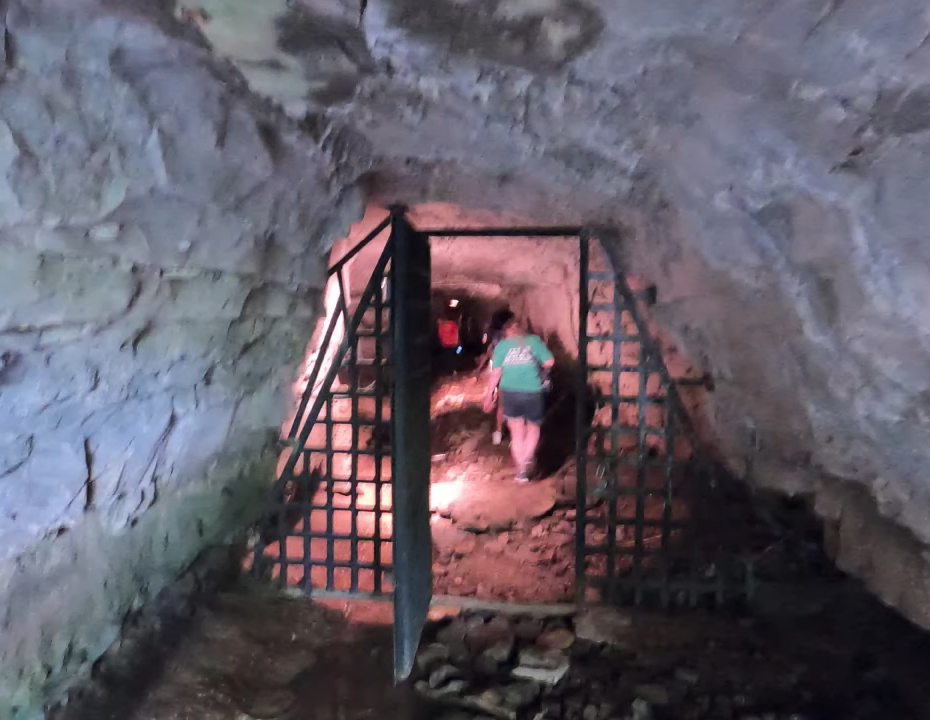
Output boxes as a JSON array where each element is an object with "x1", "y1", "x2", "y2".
[
  {"x1": 0, "y1": 0, "x2": 360, "y2": 716},
  {"x1": 449, "y1": 480, "x2": 557, "y2": 533},
  {"x1": 574, "y1": 607, "x2": 634, "y2": 648},
  {"x1": 429, "y1": 664, "x2": 464, "y2": 689},
  {"x1": 417, "y1": 642, "x2": 451, "y2": 673},
  {"x1": 517, "y1": 647, "x2": 568, "y2": 671},
  {"x1": 466, "y1": 615, "x2": 515, "y2": 658},
  {"x1": 537, "y1": 628, "x2": 575, "y2": 651},
  {"x1": 634, "y1": 684, "x2": 670, "y2": 707},
  {"x1": 511, "y1": 659, "x2": 570, "y2": 686},
  {"x1": 14, "y1": 0, "x2": 930, "y2": 713}
]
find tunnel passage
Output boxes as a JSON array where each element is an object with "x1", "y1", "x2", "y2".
[{"x1": 245, "y1": 203, "x2": 807, "y2": 619}]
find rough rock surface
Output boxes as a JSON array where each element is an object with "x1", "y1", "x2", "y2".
[
  {"x1": 0, "y1": 1, "x2": 361, "y2": 717},
  {"x1": 185, "y1": 0, "x2": 930, "y2": 630},
  {"x1": 8, "y1": 0, "x2": 930, "y2": 714}
]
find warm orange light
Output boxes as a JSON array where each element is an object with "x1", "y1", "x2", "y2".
[{"x1": 430, "y1": 479, "x2": 465, "y2": 512}]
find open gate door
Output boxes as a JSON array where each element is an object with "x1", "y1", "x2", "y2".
[
  {"x1": 389, "y1": 213, "x2": 433, "y2": 682},
  {"x1": 249, "y1": 209, "x2": 433, "y2": 684},
  {"x1": 575, "y1": 232, "x2": 755, "y2": 609}
]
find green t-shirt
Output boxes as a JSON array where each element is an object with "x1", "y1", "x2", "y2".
[{"x1": 492, "y1": 335, "x2": 554, "y2": 393}]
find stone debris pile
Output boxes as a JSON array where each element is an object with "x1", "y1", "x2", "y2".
[{"x1": 412, "y1": 608, "x2": 816, "y2": 720}]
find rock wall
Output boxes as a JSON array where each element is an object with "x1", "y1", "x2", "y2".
[
  {"x1": 0, "y1": 2, "x2": 362, "y2": 717},
  {"x1": 6, "y1": 0, "x2": 930, "y2": 711},
  {"x1": 190, "y1": 0, "x2": 930, "y2": 630},
  {"x1": 333, "y1": 203, "x2": 582, "y2": 359}
]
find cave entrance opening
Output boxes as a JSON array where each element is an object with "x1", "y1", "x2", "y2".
[{"x1": 248, "y1": 207, "x2": 760, "y2": 681}]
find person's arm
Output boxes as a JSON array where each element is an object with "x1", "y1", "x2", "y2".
[
  {"x1": 532, "y1": 337, "x2": 555, "y2": 369},
  {"x1": 484, "y1": 368, "x2": 502, "y2": 411},
  {"x1": 485, "y1": 343, "x2": 505, "y2": 410}
]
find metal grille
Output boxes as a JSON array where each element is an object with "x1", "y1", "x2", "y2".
[
  {"x1": 576, "y1": 234, "x2": 755, "y2": 608},
  {"x1": 251, "y1": 218, "x2": 396, "y2": 597}
]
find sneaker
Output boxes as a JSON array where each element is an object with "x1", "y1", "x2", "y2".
[{"x1": 492, "y1": 431, "x2": 502, "y2": 446}]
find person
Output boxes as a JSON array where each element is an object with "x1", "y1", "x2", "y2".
[
  {"x1": 436, "y1": 309, "x2": 461, "y2": 372},
  {"x1": 483, "y1": 317, "x2": 554, "y2": 482},
  {"x1": 479, "y1": 309, "x2": 514, "y2": 445},
  {"x1": 437, "y1": 315, "x2": 460, "y2": 350}
]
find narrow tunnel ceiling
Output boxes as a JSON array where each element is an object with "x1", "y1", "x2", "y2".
[
  {"x1": 6, "y1": 0, "x2": 930, "y2": 689},
  {"x1": 333, "y1": 204, "x2": 580, "y2": 303}
]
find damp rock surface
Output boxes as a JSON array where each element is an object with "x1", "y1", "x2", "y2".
[
  {"x1": 411, "y1": 597, "x2": 930, "y2": 720},
  {"x1": 0, "y1": 0, "x2": 361, "y2": 716},
  {"x1": 9, "y1": 0, "x2": 930, "y2": 714},
  {"x1": 187, "y1": 0, "x2": 930, "y2": 631},
  {"x1": 43, "y1": 575, "x2": 930, "y2": 720}
]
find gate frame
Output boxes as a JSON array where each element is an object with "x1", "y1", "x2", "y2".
[{"x1": 253, "y1": 216, "x2": 755, "y2": 682}]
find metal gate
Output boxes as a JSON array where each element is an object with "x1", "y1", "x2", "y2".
[
  {"x1": 250, "y1": 208, "x2": 432, "y2": 681},
  {"x1": 389, "y1": 214, "x2": 433, "y2": 680},
  {"x1": 576, "y1": 233, "x2": 755, "y2": 608},
  {"x1": 251, "y1": 219, "x2": 757, "y2": 681}
]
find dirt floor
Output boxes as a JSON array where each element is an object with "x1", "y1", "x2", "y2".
[
  {"x1": 59, "y1": 575, "x2": 930, "y2": 720},
  {"x1": 429, "y1": 369, "x2": 578, "y2": 603},
  {"x1": 64, "y1": 364, "x2": 930, "y2": 720}
]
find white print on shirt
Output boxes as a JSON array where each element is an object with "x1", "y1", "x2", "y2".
[{"x1": 503, "y1": 346, "x2": 535, "y2": 367}]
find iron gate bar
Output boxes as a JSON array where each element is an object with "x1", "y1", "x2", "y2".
[
  {"x1": 373, "y1": 255, "x2": 386, "y2": 594},
  {"x1": 635, "y1": 294, "x2": 647, "y2": 606},
  {"x1": 285, "y1": 291, "x2": 347, "y2": 440},
  {"x1": 280, "y1": 241, "x2": 393, "y2": 481},
  {"x1": 576, "y1": 231, "x2": 755, "y2": 608},
  {"x1": 251, "y1": 239, "x2": 394, "y2": 585},
  {"x1": 421, "y1": 226, "x2": 583, "y2": 237},
  {"x1": 328, "y1": 216, "x2": 391, "y2": 276},
  {"x1": 575, "y1": 232, "x2": 590, "y2": 603},
  {"x1": 350, "y1": 306, "x2": 360, "y2": 593},
  {"x1": 609, "y1": 271, "x2": 621, "y2": 602},
  {"x1": 335, "y1": 269, "x2": 351, "y2": 326},
  {"x1": 390, "y1": 213, "x2": 434, "y2": 683}
]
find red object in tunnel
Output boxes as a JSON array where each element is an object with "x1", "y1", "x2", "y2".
[{"x1": 437, "y1": 319, "x2": 460, "y2": 348}]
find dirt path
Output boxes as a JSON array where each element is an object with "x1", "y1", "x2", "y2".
[
  {"x1": 64, "y1": 586, "x2": 422, "y2": 720},
  {"x1": 429, "y1": 372, "x2": 578, "y2": 603},
  {"x1": 62, "y1": 582, "x2": 930, "y2": 720}
]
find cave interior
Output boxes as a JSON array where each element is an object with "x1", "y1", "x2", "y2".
[{"x1": 8, "y1": 0, "x2": 930, "y2": 719}]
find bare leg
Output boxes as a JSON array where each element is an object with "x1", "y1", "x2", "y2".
[
  {"x1": 506, "y1": 417, "x2": 526, "y2": 470},
  {"x1": 492, "y1": 394, "x2": 505, "y2": 444},
  {"x1": 522, "y1": 421, "x2": 541, "y2": 471}
]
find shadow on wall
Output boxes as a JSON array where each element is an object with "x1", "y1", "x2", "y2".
[{"x1": 532, "y1": 330, "x2": 596, "y2": 479}]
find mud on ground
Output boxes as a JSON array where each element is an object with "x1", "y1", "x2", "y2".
[{"x1": 429, "y1": 371, "x2": 578, "y2": 603}]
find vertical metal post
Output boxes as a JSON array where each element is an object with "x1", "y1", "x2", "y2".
[
  {"x1": 350, "y1": 332, "x2": 360, "y2": 593},
  {"x1": 633, "y1": 310, "x2": 647, "y2": 606},
  {"x1": 661, "y1": 393, "x2": 677, "y2": 608},
  {"x1": 373, "y1": 264, "x2": 385, "y2": 595},
  {"x1": 575, "y1": 232, "x2": 589, "y2": 604},
  {"x1": 276, "y1": 472, "x2": 287, "y2": 589},
  {"x1": 325, "y1": 396, "x2": 335, "y2": 591},
  {"x1": 301, "y1": 465, "x2": 311, "y2": 593},
  {"x1": 390, "y1": 210, "x2": 433, "y2": 683},
  {"x1": 608, "y1": 264, "x2": 620, "y2": 603}
]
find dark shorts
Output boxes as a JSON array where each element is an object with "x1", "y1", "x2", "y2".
[{"x1": 500, "y1": 390, "x2": 544, "y2": 424}]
